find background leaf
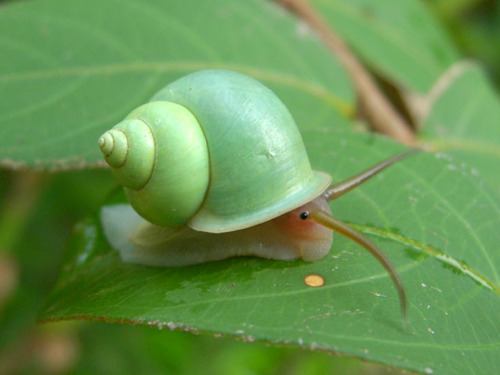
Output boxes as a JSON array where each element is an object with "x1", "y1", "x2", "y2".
[
  {"x1": 40, "y1": 129, "x2": 500, "y2": 375},
  {"x1": 420, "y1": 63, "x2": 500, "y2": 194},
  {"x1": 0, "y1": 168, "x2": 115, "y2": 356},
  {"x1": 0, "y1": 0, "x2": 353, "y2": 169},
  {"x1": 310, "y1": 0, "x2": 460, "y2": 93}
]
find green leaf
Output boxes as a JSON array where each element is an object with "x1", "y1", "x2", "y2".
[
  {"x1": 311, "y1": 0, "x2": 460, "y2": 93},
  {"x1": 421, "y1": 63, "x2": 500, "y2": 194},
  {"x1": 40, "y1": 130, "x2": 500, "y2": 375},
  {"x1": 0, "y1": 0, "x2": 353, "y2": 170}
]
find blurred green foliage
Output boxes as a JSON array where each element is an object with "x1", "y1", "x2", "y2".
[
  {"x1": 0, "y1": 0, "x2": 498, "y2": 374},
  {"x1": 428, "y1": 0, "x2": 500, "y2": 87}
]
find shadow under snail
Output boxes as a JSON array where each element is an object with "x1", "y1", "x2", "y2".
[{"x1": 99, "y1": 69, "x2": 418, "y2": 324}]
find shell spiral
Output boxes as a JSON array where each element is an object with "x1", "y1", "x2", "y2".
[
  {"x1": 99, "y1": 102, "x2": 209, "y2": 227},
  {"x1": 99, "y1": 70, "x2": 331, "y2": 233}
]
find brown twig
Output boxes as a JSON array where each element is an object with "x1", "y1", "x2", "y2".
[{"x1": 279, "y1": 0, "x2": 416, "y2": 146}]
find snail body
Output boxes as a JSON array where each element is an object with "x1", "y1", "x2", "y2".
[
  {"x1": 101, "y1": 195, "x2": 333, "y2": 267},
  {"x1": 99, "y1": 69, "x2": 417, "y2": 322}
]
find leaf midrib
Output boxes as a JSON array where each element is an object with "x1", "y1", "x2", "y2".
[
  {"x1": 354, "y1": 224, "x2": 500, "y2": 294},
  {"x1": 0, "y1": 62, "x2": 351, "y2": 113}
]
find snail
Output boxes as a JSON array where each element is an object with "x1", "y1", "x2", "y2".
[{"x1": 99, "y1": 70, "x2": 417, "y2": 323}]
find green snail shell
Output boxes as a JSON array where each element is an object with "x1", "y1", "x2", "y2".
[{"x1": 99, "y1": 70, "x2": 331, "y2": 233}]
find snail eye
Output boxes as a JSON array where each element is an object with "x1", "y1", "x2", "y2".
[{"x1": 299, "y1": 211, "x2": 309, "y2": 220}]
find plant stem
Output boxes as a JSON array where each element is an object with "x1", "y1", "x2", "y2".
[{"x1": 278, "y1": 0, "x2": 416, "y2": 146}]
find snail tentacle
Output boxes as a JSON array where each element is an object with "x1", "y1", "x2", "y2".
[
  {"x1": 309, "y1": 209, "x2": 407, "y2": 328},
  {"x1": 324, "y1": 149, "x2": 420, "y2": 202}
]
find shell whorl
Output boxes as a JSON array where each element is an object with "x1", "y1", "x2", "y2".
[
  {"x1": 98, "y1": 131, "x2": 121, "y2": 165},
  {"x1": 99, "y1": 101, "x2": 210, "y2": 227},
  {"x1": 99, "y1": 120, "x2": 155, "y2": 190}
]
